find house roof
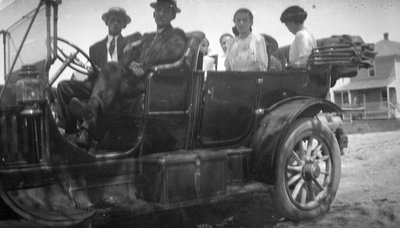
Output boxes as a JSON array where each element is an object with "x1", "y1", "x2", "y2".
[
  {"x1": 333, "y1": 77, "x2": 395, "y2": 92},
  {"x1": 375, "y1": 39, "x2": 400, "y2": 57}
]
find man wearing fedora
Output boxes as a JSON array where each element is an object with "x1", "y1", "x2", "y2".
[
  {"x1": 57, "y1": 7, "x2": 139, "y2": 144},
  {"x1": 68, "y1": 0, "x2": 187, "y2": 146}
]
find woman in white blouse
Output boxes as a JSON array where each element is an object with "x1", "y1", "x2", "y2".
[
  {"x1": 280, "y1": 5, "x2": 316, "y2": 68},
  {"x1": 224, "y1": 8, "x2": 269, "y2": 71}
]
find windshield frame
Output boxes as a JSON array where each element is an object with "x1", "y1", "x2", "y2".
[{"x1": 0, "y1": 0, "x2": 60, "y2": 102}]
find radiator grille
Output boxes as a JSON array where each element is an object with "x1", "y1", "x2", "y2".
[{"x1": 0, "y1": 109, "x2": 44, "y2": 166}]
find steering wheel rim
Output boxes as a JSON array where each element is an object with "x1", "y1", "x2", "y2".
[{"x1": 54, "y1": 37, "x2": 97, "y2": 75}]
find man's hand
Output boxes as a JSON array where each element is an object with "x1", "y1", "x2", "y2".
[{"x1": 129, "y1": 61, "x2": 144, "y2": 77}]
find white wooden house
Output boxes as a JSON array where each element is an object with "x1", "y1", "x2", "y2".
[{"x1": 333, "y1": 33, "x2": 400, "y2": 120}]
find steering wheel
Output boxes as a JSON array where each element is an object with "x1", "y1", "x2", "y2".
[{"x1": 54, "y1": 37, "x2": 98, "y2": 75}]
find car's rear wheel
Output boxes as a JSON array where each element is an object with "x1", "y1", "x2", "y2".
[{"x1": 274, "y1": 118, "x2": 341, "y2": 220}]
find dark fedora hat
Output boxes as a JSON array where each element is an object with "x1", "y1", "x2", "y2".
[
  {"x1": 150, "y1": 0, "x2": 181, "y2": 13},
  {"x1": 102, "y1": 7, "x2": 131, "y2": 26}
]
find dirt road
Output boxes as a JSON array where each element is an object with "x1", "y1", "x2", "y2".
[{"x1": 1, "y1": 130, "x2": 400, "y2": 227}]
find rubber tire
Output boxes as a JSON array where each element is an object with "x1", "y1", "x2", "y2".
[
  {"x1": 0, "y1": 198, "x2": 18, "y2": 220},
  {"x1": 274, "y1": 118, "x2": 341, "y2": 221}
]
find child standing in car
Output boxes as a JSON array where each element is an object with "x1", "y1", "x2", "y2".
[{"x1": 225, "y1": 8, "x2": 269, "y2": 71}]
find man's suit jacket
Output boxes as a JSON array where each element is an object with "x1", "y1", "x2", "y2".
[
  {"x1": 138, "y1": 24, "x2": 187, "y2": 72},
  {"x1": 88, "y1": 36, "x2": 124, "y2": 86},
  {"x1": 89, "y1": 36, "x2": 125, "y2": 69},
  {"x1": 88, "y1": 33, "x2": 142, "y2": 85},
  {"x1": 118, "y1": 25, "x2": 186, "y2": 95}
]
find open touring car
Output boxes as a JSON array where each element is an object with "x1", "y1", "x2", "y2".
[{"x1": 0, "y1": 0, "x2": 375, "y2": 226}]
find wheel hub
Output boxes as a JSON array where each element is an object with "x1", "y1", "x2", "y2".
[{"x1": 303, "y1": 162, "x2": 320, "y2": 180}]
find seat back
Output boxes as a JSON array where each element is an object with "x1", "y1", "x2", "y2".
[
  {"x1": 185, "y1": 31, "x2": 206, "y2": 70},
  {"x1": 273, "y1": 45, "x2": 290, "y2": 67}
]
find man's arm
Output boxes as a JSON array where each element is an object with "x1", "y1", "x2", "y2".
[{"x1": 121, "y1": 32, "x2": 142, "y2": 67}]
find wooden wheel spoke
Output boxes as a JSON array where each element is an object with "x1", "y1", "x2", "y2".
[
  {"x1": 301, "y1": 187, "x2": 307, "y2": 205},
  {"x1": 288, "y1": 173, "x2": 302, "y2": 186},
  {"x1": 312, "y1": 176, "x2": 325, "y2": 191},
  {"x1": 306, "y1": 137, "x2": 313, "y2": 158},
  {"x1": 312, "y1": 143, "x2": 322, "y2": 160},
  {"x1": 316, "y1": 155, "x2": 330, "y2": 163},
  {"x1": 320, "y1": 170, "x2": 330, "y2": 175},
  {"x1": 287, "y1": 165, "x2": 302, "y2": 173},
  {"x1": 291, "y1": 150, "x2": 303, "y2": 165},
  {"x1": 298, "y1": 140, "x2": 306, "y2": 159},
  {"x1": 291, "y1": 179, "x2": 305, "y2": 200}
]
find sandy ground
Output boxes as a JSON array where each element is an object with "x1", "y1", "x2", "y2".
[{"x1": 1, "y1": 130, "x2": 400, "y2": 227}]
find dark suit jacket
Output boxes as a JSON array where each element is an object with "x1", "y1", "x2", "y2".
[
  {"x1": 118, "y1": 25, "x2": 186, "y2": 95},
  {"x1": 88, "y1": 36, "x2": 123, "y2": 86},
  {"x1": 139, "y1": 24, "x2": 187, "y2": 72}
]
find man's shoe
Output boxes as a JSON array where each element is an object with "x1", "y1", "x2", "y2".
[
  {"x1": 70, "y1": 98, "x2": 98, "y2": 127},
  {"x1": 65, "y1": 128, "x2": 90, "y2": 148}
]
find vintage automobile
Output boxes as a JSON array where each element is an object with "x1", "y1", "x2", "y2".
[{"x1": 0, "y1": 0, "x2": 375, "y2": 226}]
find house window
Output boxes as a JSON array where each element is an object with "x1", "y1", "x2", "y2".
[
  {"x1": 342, "y1": 92, "x2": 349, "y2": 105},
  {"x1": 334, "y1": 92, "x2": 341, "y2": 106},
  {"x1": 382, "y1": 88, "x2": 387, "y2": 101},
  {"x1": 369, "y1": 61, "x2": 375, "y2": 77}
]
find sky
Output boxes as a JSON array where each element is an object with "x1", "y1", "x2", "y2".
[{"x1": 1, "y1": 0, "x2": 400, "y2": 83}]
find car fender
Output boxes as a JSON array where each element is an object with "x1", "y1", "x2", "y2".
[{"x1": 251, "y1": 96, "x2": 342, "y2": 184}]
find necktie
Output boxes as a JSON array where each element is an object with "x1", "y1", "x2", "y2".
[{"x1": 109, "y1": 36, "x2": 115, "y2": 57}]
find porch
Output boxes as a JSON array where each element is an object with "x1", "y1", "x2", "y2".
[{"x1": 333, "y1": 86, "x2": 399, "y2": 120}]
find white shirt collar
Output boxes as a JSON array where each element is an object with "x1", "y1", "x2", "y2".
[
  {"x1": 107, "y1": 35, "x2": 119, "y2": 62},
  {"x1": 107, "y1": 34, "x2": 118, "y2": 41}
]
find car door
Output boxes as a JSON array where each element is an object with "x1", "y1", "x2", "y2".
[
  {"x1": 197, "y1": 71, "x2": 260, "y2": 147},
  {"x1": 142, "y1": 67, "x2": 193, "y2": 154}
]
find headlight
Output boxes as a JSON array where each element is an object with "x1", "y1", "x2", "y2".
[
  {"x1": 16, "y1": 77, "x2": 45, "y2": 104},
  {"x1": 15, "y1": 65, "x2": 45, "y2": 115}
]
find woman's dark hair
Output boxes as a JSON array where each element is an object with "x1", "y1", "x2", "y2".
[
  {"x1": 232, "y1": 8, "x2": 253, "y2": 35},
  {"x1": 219, "y1": 33, "x2": 234, "y2": 43},
  {"x1": 232, "y1": 26, "x2": 239, "y2": 36},
  {"x1": 280, "y1": 5, "x2": 307, "y2": 24}
]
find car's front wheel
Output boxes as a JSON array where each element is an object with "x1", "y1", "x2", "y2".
[{"x1": 274, "y1": 118, "x2": 341, "y2": 221}]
